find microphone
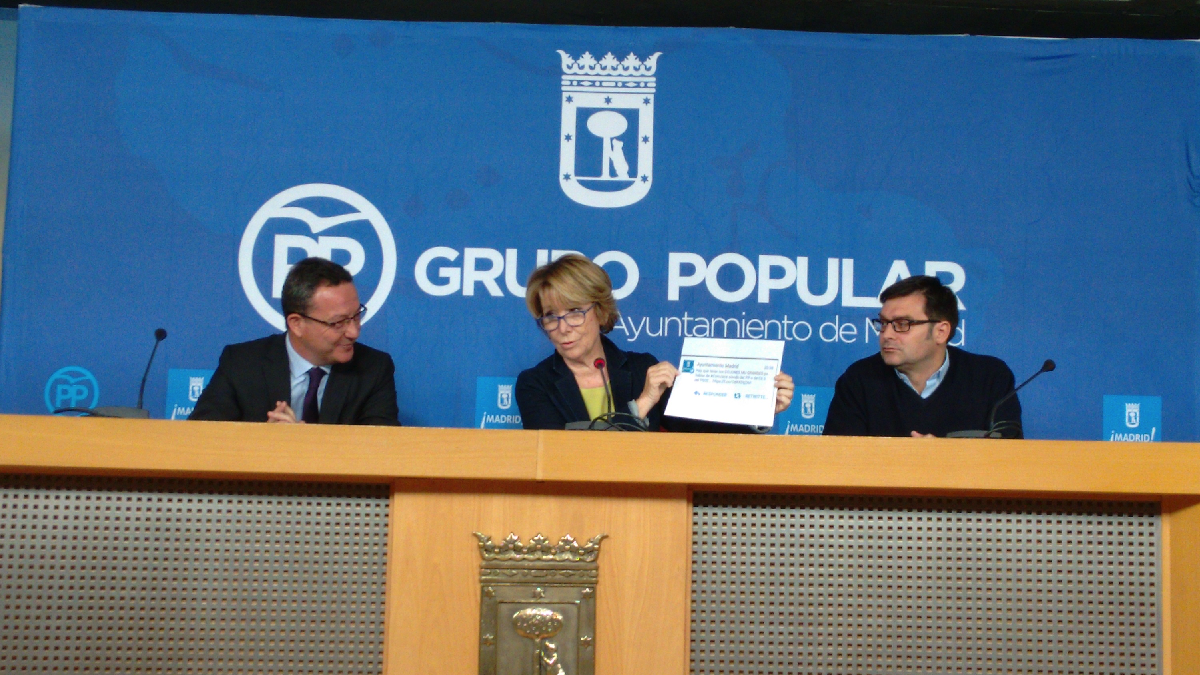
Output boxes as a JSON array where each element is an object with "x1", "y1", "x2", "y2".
[
  {"x1": 55, "y1": 328, "x2": 168, "y2": 419},
  {"x1": 594, "y1": 358, "x2": 614, "y2": 418},
  {"x1": 564, "y1": 356, "x2": 645, "y2": 431},
  {"x1": 947, "y1": 359, "x2": 1055, "y2": 439},
  {"x1": 136, "y1": 328, "x2": 169, "y2": 410}
]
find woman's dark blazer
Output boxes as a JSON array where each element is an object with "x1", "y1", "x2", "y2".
[{"x1": 515, "y1": 335, "x2": 665, "y2": 430}]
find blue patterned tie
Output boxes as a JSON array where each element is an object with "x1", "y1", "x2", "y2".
[{"x1": 301, "y1": 367, "x2": 326, "y2": 424}]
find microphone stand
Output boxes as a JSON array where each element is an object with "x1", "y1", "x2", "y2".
[
  {"x1": 54, "y1": 328, "x2": 168, "y2": 419},
  {"x1": 564, "y1": 356, "x2": 648, "y2": 431},
  {"x1": 946, "y1": 359, "x2": 1055, "y2": 439},
  {"x1": 595, "y1": 358, "x2": 615, "y2": 419}
]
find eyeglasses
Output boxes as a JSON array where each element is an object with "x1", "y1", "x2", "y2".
[
  {"x1": 300, "y1": 304, "x2": 367, "y2": 332},
  {"x1": 870, "y1": 318, "x2": 938, "y2": 333},
  {"x1": 538, "y1": 304, "x2": 594, "y2": 332}
]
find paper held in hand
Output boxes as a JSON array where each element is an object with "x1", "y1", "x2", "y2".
[{"x1": 664, "y1": 337, "x2": 785, "y2": 427}]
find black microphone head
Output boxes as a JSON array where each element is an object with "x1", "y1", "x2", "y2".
[
  {"x1": 1042, "y1": 359, "x2": 1056, "y2": 372},
  {"x1": 154, "y1": 328, "x2": 168, "y2": 341},
  {"x1": 593, "y1": 358, "x2": 606, "y2": 369}
]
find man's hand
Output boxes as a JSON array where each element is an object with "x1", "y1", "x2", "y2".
[
  {"x1": 910, "y1": 431, "x2": 935, "y2": 438},
  {"x1": 635, "y1": 361, "x2": 679, "y2": 417},
  {"x1": 774, "y1": 373, "x2": 795, "y2": 414},
  {"x1": 267, "y1": 400, "x2": 302, "y2": 424}
]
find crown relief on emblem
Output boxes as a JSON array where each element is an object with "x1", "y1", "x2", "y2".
[
  {"x1": 473, "y1": 532, "x2": 607, "y2": 562},
  {"x1": 557, "y1": 50, "x2": 661, "y2": 77}
]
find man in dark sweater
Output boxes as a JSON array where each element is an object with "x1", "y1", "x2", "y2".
[{"x1": 823, "y1": 276, "x2": 1020, "y2": 438}]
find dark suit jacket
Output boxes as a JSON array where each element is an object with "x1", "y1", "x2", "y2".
[
  {"x1": 515, "y1": 335, "x2": 757, "y2": 433},
  {"x1": 189, "y1": 333, "x2": 400, "y2": 425}
]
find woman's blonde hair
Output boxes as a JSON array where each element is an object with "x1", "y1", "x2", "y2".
[{"x1": 525, "y1": 254, "x2": 618, "y2": 333}]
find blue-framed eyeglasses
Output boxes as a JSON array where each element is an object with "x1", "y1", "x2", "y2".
[{"x1": 537, "y1": 304, "x2": 595, "y2": 332}]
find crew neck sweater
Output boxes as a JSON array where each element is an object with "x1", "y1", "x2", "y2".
[{"x1": 823, "y1": 346, "x2": 1021, "y2": 438}]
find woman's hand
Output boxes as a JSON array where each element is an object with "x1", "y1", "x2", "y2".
[
  {"x1": 635, "y1": 361, "x2": 679, "y2": 417},
  {"x1": 774, "y1": 373, "x2": 795, "y2": 414}
]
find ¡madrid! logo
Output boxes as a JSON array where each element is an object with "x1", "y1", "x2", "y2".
[
  {"x1": 558, "y1": 50, "x2": 660, "y2": 208},
  {"x1": 239, "y1": 184, "x2": 397, "y2": 331}
]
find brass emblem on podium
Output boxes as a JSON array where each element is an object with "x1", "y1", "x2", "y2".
[{"x1": 475, "y1": 532, "x2": 605, "y2": 675}]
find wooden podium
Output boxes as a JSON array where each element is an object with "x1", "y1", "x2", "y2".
[{"x1": 2, "y1": 415, "x2": 1198, "y2": 674}]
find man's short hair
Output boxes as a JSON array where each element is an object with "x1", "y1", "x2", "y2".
[
  {"x1": 281, "y1": 257, "x2": 354, "y2": 317},
  {"x1": 524, "y1": 254, "x2": 619, "y2": 333},
  {"x1": 879, "y1": 275, "x2": 959, "y2": 328}
]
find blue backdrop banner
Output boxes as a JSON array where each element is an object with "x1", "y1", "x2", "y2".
[{"x1": 3, "y1": 7, "x2": 1199, "y2": 439}]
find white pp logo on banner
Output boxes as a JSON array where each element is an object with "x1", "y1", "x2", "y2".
[
  {"x1": 239, "y1": 184, "x2": 397, "y2": 331},
  {"x1": 558, "y1": 50, "x2": 660, "y2": 208}
]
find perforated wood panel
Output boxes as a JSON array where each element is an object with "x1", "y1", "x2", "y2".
[
  {"x1": 692, "y1": 493, "x2": 1160, "y2": 675},
  {"x1": 0, "y1": 475, "x2": 389, "y2": 674}
]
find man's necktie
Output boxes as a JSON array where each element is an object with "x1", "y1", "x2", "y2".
[{"x1": 301, "y1": 367, "x2": 326, "y2": 424}]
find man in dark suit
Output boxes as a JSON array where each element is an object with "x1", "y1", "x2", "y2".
[{"x1": 190, "y1": 257, "x2": 399, "y2": 425}]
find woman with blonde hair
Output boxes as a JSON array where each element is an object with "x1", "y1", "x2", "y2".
[{"x1": 515, "y1": 254, "x2": 793, "y2": 431}]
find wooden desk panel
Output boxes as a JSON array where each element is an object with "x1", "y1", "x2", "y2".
[
  {"x1": 5, "y1": 415, "x2": 1198, "y2": 496},
  {"x1": 0, "y1": 415, "x2": 1196, "y2": 674},
  {"x1": 386, "y1": 480, "x2": 689, "y2": 675},
  {"x1": 0, "y1": 415, "x2": 539, "y2": 481},
  {"x1": 538, "y1": 430, "x2": 1200, "y2": 495}
]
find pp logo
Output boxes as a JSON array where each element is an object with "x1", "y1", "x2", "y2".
[
  {"x1": 239, "y1": 184, "x2": 397, "y2": 331},
  {"x1": 45, "y1": 366, "x2": 99, "y2": 413},
  {"x1": 558, "y1": 50, "x2": 660, "y2": 208}
]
